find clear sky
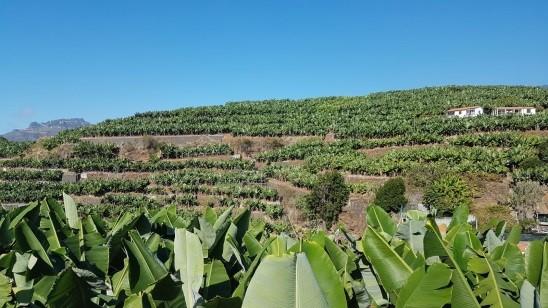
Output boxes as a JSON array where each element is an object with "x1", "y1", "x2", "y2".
[{"x1": 1, "y1": 1, "x2": 547, "y2": 134}]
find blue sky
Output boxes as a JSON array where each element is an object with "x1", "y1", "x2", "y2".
[{"x1": 1, "y1": 1, "x2": 547, "y2": 134}]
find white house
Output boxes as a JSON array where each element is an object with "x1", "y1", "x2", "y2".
[
  {"x1": 446, "y1": 106, "x2": 484, "y2": 118},
  {"x1": 492, "y1": 106, "x2": 536, "y2": 116}
]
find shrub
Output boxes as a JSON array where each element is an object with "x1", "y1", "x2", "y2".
[
  {"x1": 299, "y1": 171, "x2": 349, "y2": 229},
  {"x1": 474, "y1": 204, "x2": 517, "y2": 229},
  {"x1": 519, "y1": 157, "x2": 544, "y2": 169},
  {"x1": 238, "y1": 138, "x2": 254, "y2": 154},
  {"x1": 143, "y1": 135, "x2": 160, "y2": 150},
  {"x1": 424, "y1": 175, "x2": 471, "y2": 216},
  {"x1": 405, "y1": 162, "x2": 452, "y2": 188},
  {"x1": 372, "y1": 177, "x2": 407, "y2": 213},
  {"x1": 265, "y1": 203, "x2": 284, "y2": 219},
  {"x1": 264, "y1": 138, "x2": 285, "y2": 150},
  {"x1": 507, "y1": 181, "x2": 543, "y2": 228}
]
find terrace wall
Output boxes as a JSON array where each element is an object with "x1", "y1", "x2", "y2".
[{"x1": 80, "y1": 134, "x2": 225, "y2": 149}]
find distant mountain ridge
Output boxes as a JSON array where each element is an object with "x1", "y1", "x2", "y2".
[{"x1": 2, "y1": 118, "x2": 90, "y2": 141}]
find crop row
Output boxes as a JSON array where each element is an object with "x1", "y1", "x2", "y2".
[
  {"x1": 257, "y1": 132, "x2": 546, "y2": 163},
  {"x1": 263, "y1": 165, "x2": 318, "y2": 189},
  {"x1": 0, "y1": 179, "x2": 149, "y2": 202},
  {"x1": 48, "y1": 86, "x2": 547, "y2": 140},
  {"x1": 154, "y1": 169, "x2": 267, "y2": 186},
  {"x1": 0, "y1": 157, "x2": 255, "y2": 172},
  {"x1": 304, "y1": 145, "x2": 538, "y2": 175},
  {"x1": 72, "y1": 141, "x2": 120, "y2": 159},
  {"x1": 102, "y1": 192, "x2": 198, "y2": 207},
  {"x1": 256, "y1": 134, "x2": 446, "y2": 162},
  {"x1": 448, "y1": 131, "x2": 546, "y2": 148},
  {"x1": 512, "y1": 166, "x2": 548, "y2": 184},
  {"x1": 0, "y1": 169, "x2": 63, "y2": 181},
  {"x1": 170, "y1": 183, "x2": 278, "y2": 200},
  {"x1": 159, "y1": 143, "x2": 232, "y2": 158},
  {"x1": 0, "y1": 138, "x2": 31, "y2": 158}
]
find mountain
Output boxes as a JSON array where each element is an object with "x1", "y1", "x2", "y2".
[{"x1": 2, "y1": 118, "x2": 90, "y2": 141}]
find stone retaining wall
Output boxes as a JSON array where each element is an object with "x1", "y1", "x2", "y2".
[{"x1": 80, "y1": 134, "x2": 225, "y2": 149}]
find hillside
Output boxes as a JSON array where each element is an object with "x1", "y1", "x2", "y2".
[
  {"x1": 2, "y1": 118, "x2": 89, "y2": 141},
  {"x1": 0, "y1": 86, "x2": 546, "y2": 234},
  {"x1": 51, "y1": 85, "x2": 547, "y2": 139}
]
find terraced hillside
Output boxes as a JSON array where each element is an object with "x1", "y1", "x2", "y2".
[{"x1": 0, "y1": 86, "x2": 547, "y2": 232}]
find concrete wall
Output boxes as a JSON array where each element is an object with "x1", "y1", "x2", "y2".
[{"x1": 81, "y1": 134, "x2": 225, "y2": 149}]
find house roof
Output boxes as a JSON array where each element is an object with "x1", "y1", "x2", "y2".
[{"x1": 447, "y1": 106, "x2": 482, "y2": 112}]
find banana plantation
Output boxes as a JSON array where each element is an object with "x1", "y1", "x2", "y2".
[
  {"x1": 0, "y1": 195, "x2": 545, "y2": 307},
  {"x1": 46, "y1": 86, "x2": 548, "y2": 141}
]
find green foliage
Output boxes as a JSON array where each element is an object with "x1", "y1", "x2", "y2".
[
  {"x1": 0, "y1": 137, "x2": 32, "y2": 158},
  {"x1": 404, "y1": 162, "x2": 452, "y2": 188},
  {"x1": 0, "y1": 156, "x2": 255, "y2": 172},
  {"x1": 512, "y1": 165, "x2": 548, "y2": 184},
  {"x1": 72, "y1": 141, "x2": 119, "y2": 159},
  {"x1": 349, "y1": 182, "x2": 379, "y2": 194},
  {"x1": 305, "y1": 145, "x2": 524, "y2": 175},
  {"x1": 539, "y1": 138, "x2": 548, "y2": 162},
  {"x1": 0, "y1": 169, "x2": 63, "y2": 181},
  {"x1": 160, "y1": 143, "x2": 232, "y2": 159},
  {"x1": 449, "y1": 132, "x2": 545, "y2": 148},
  {"x1": 51, "y1": 86, "x2": 548, "y2": 138},
  {"x1": 520, "y1": 156, "x2": 545, "y2": 169},
  {"x1": 474, "y1": 205, "x2": 517, "y2": 230},
  {"x1": 0, "y1": 196, "x2": 545, "y2": 306},
  {"x1": 424, "y1": 175, "x2": 472, "y2": 216},
  {"x1": 0, "y1": 179, "x2": 150, "y2": 202},
  {"x1": 258, "y1": 135, "x2": 446, "y2": 163},
  {"x1": 154, "y1": 169, "x2": 266, "y2": 186},
  {"x1": 264, "y1": 165, "x2": 318, "y2": 189},
  {"x1": 372, "y1": 177, "x2": 407, "y2": 213},
  {"x1": 299, "y1": 171, "x2": 349, "y2": 228}
]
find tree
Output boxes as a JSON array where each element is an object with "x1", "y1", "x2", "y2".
[
  {"x1": 372, "y1": 177, "x2": 407, "y2": 213},
  {"x1": 423, "y1": 175, "x2": 471, "y2": 216},
  {"x1": 299, "y1": 171, "x2": 349, "y2": 229},
  {"x1": 508, "y1": 181, "x2": 543, "y2": 229}
]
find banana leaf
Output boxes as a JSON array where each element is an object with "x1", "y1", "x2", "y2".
[
  {"x1": 424, "y1": 221, "x2": 480, "y2": 308},
  {"x1": 395, "y1": 263, "x2": 452, "y2": 308},
  {"x1": 62, "y1": 193, "x2": 80, "y2": 230},
  {"x1": 204, "y1": 260, "x2": 231, "y2": 300},
  {"x1": 174, "y1": 229, "x2": 204, "y2": 308},
  {"x1": 47, "y1": 268, "x2": 98, "y2": 308},
  {"x1": 366, "y1": 206, "x2": 396, "y2": 237},
  {"x1": 525, "y1": 240, "x2": 543, "y2": 288},
  {"x1": 241, "y1": 253, "x2": 340, "y2": 308},
  {"x1": 125, "y1": 230, "x2": 168, "y2": 293},
  {"x1": 362, "y1": 225, "x2": 412, "y2": 296}
]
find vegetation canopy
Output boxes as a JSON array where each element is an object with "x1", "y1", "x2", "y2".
[{"x1": 0, "y1": 196, "x2": 544, "y2": 307}]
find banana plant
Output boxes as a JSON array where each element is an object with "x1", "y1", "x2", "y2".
[{"x1": 0, "y1": 195, "x2": 547, "y2": 307}]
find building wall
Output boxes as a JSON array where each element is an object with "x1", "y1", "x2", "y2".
[{"x1": 447, "y1": 107, "x2": 484, "y2": 118}]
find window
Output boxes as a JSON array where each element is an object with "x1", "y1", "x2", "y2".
[{"x1": 539, "y1": 214, "x2": 548, "y2": 223}]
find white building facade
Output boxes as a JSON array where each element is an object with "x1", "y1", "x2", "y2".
[
  {"x1": 492, "y1": 107, "x2": 536, "y2": 116},
  {"x1": 446, "y1": 106, "x2": 484, "y2": 118}
]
